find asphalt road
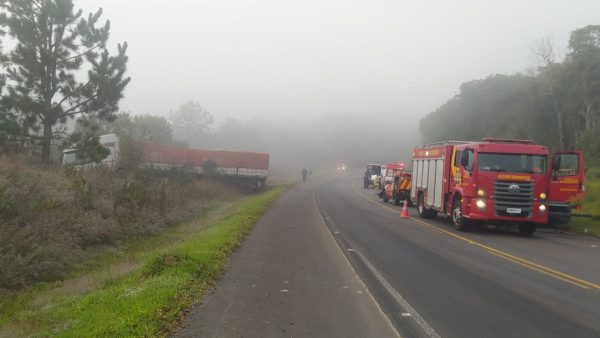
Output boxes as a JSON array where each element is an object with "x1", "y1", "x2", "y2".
[
  {"x1": 174, "y1": 179, "x2": 398, "y2": 338},
  {"x1": 175, "y1": 172, "x2": 600, "y2": 338}
]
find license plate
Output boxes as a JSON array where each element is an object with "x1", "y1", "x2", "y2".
[{"x1": 507, "y1": 208, "x2": 522, "y2": 214}]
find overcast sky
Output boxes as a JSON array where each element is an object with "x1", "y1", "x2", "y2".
[{"x1": 78, "y1": 0, "x2": 600, "y2": 123}]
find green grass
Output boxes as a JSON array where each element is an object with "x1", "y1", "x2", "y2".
[
  {"x1": 568, "y1": 167, "x2": 600, "y2": 236},
  {"x1": 0, "y1": 186, "x2": 285, "y2": 337}
]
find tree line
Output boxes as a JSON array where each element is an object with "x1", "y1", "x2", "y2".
[
  {"x1": 420, "y1": 25, "x2": 600, "y2": 164},
  {"x1": 0, "y1": 0, "x2": 130, "y2": 164}
]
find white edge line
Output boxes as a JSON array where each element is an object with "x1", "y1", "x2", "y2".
[
  {"x1": 353, "y1": 249, "x2": 441, "y2": 338},
  {"x1": 312, "y1": 193, "x2": 402, "y2": 338}
]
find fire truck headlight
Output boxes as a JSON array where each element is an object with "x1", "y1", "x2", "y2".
[
  {"x1": 476, "y1": 199, "x2": 486, "y2": 209},
  {"x1": 477, "y1": 189, "x2": 486, "y2": 197},
  {"x1": 539, "y1": 192, "x2": 547, "y2": 200},
  {"x1": 539, "y1": 204, "x2": 547, "y2": 212}
]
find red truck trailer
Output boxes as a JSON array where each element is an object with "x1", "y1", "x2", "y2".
[
  {"x1": 64, "y1": 134, "x2": 269, "y2": 192},
  {"x1": 138, "y1": 142, "x2": 269, "y2": 191},
  {"x1": 410, "y1": 139, "x2": 585, "y2": 236}
]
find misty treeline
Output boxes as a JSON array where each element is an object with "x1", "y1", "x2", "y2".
[
  {"x1": 420, "y1": 25, "x2": 600, "y2": 164},
  {"x1": 83, "y1": 101, "x2": 420, "y2": 170}
]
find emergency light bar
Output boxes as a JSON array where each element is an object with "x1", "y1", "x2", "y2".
[{"x1": 482, "y1": 138, "x2": 535, "y2": 144}]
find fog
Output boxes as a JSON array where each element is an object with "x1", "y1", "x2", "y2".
[{"x1": 76, "y1": 0, "x2": 600, "y2": 169}]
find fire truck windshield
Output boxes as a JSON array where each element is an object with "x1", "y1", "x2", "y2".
[{"x1": 478, "y1": 153, "x2": 547, "y2": 174}]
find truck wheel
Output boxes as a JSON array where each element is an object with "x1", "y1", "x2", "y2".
[
  {"x1": 418, "y1": 192, "x2": 437, "y2": 218},
  {"x1": 452, "y1": 198, "x2": 469, "y2": 231},
  {"x1": 417, "y1": 193, "x2": 428, "y2": 218},
  {"x1": 518, "y1": 223, "x2": 537, "y2": 237}
]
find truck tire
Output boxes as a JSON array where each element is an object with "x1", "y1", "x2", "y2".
[
  {"x1": 452, "y1": 198, "x2": 469, "y2": 231},
  {"x1": 417, "y1": 192, "x2": 430, "y2": 218},
  {"x1": 418, "y1": 192, "x2": 437, "y2": 219},
  {"x1": 518, "y1": 223, "x2": 537, "y2": 237}
]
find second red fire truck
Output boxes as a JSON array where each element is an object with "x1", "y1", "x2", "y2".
[
  {"x1": 410, "y1": 138, "x2": 585, "y2": 236},
  {"x1": 380, "y1": 163, "x2": 412, "y2": 205}
]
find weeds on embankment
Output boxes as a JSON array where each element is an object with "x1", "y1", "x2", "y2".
[
  {"x1": 568, "y1": 167, "x2": 600, "y2": 236},
  {"x1": 0, "y1": 157, "x2": 237, "y2": 290},
  {"x1": 0, "y1": 186, "x2": 284, "y2": 337}
]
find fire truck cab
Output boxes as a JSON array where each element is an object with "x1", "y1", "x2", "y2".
[{"x1": 411, "y1": 139, "x2": 585, "y2": 236}]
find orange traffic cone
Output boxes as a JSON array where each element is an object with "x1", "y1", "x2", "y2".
[{"x1": 400, "y1": 199, "x2": 410, "y2": 218}]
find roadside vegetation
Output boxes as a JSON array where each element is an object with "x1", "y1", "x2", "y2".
[
  {"x1": 420, "y1": 25, "x2": 600, "y2": 161},
  {"x1": 0, "y1": 157, "x2": 238, "y2": 291},
  {"x1": 569, "y1": 167, "x2": 600, "y2": 236},
  {"x1": 0, "y1": 185, "x2": 284, "y2": 337}
]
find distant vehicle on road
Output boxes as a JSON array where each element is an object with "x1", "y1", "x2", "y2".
[
  {"x1": 364, "y1": 164, "x2": 382, "y2": 188},
  {"x1": 63, "y1": 134, "x2": 269, "y2": 192},
  {"x1": 410, "y1": 138, "x2": 585, "y2": 236}
]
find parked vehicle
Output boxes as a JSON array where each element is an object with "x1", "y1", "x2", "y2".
[
  {"x1": 379, "y1": 163, "x2": 405, "y2": 199},
  {"x1": 410, "y1": 138, "x2": 585, "y2": 236},
  {"x1": 383, "y1": 171, "x2": 412, "y2": 206},
  {"x1": 364, "y1": 164, "x2": 382, "y2": 188},
  {"x1": 63, "y1": 134, "x2": 269, "y2": 192}
]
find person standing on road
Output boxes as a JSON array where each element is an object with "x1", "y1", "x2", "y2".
[
  {"x1": 307, "y1": 168, "x2": 313, "y2": 182},
  {"x1": 373, "y1": 175, "x2": 381, "y2": 190},
  {"x1": 301, "y1": 168, "x2": 308, "y2": 183}
]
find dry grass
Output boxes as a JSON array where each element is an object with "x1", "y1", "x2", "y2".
[
  {"x1": 0, "y1": 187, "x2": 284, "y2": 337},
  {"x1": 0, "y1": 156, "x2": 239, "y2": 291}
]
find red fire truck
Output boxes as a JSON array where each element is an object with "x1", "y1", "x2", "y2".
[
  {"x1": 383, "y1": 170, "x2": 412, "y2": 206},
  {"x1": 410, "y1": 139, "x2": 585, "y2": 236}
]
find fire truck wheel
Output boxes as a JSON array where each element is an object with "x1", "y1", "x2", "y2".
[
  {"x1": 452, "y1": 198, "x2": 469, "y2": 231},
  {"x1": 518, "y1": 223, "x2": 537, "y2": 237},
  {"x1": 417, "y1": 192, "x2": 433, "y2": 218}
]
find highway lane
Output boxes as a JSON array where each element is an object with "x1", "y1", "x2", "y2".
[
  {"x1": 315, "y1": 172, "x2": 600, "y2": 338},
  {"x1": 174, "y1": 182, "x2": 398, "y2": 338}
]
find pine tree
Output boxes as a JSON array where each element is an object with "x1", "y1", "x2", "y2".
[{"x1": 0, "y1": 0, "x2": 130, "y2": 164}]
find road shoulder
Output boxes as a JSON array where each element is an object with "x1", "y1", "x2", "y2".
[{"x1": 174, "y1": 184, "x2": 398, "y2": 338}]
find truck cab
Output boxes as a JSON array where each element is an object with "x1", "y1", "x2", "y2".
[
  {"x1": 63, "y1": 134, "x2": 120, "y2": 167},
  {"x1": 451, "y1": 139, "x2": 550, "y2": 235},
  {"x1": 451, "y1": 139, "x2": 585, "y2": 235}
]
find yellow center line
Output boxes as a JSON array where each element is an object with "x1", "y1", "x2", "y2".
[
  {"x1": 486, "y1": 250, "x2": 590, "y2": 289},
  {"x1": 350, "y1": 181, "x2": 600, "y2": 291}
]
